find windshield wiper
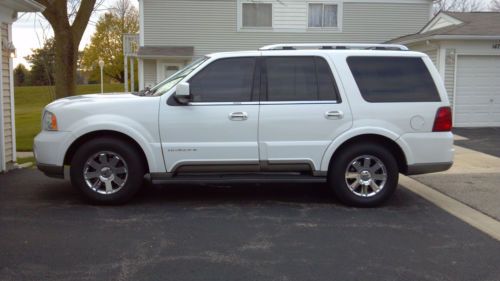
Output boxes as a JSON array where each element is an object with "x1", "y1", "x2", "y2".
[{"x1": 135, "y1": 87, "x2": 152, "y2": 96}]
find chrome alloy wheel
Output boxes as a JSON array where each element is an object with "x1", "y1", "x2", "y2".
[
  {"x1": 83, "y1": 151, "x2": 129, "y2": 195},
  {"x1": 345, "y1": 155, "x2": 387, "y2": 198}
]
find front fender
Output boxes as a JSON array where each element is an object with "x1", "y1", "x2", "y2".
[{"x1": 62, "y1": 114, "x2": 165, "y2": 173}]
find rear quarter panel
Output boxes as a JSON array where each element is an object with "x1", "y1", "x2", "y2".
[{"x1": 320, "y1": 52, "x2": 452, "y2": 170}]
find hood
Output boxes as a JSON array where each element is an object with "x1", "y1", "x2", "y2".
[{"x1": 46, "y1": 93, "x2": 139, "y2": 109}]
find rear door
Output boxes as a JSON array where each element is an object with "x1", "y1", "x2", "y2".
[{"x1": 258, "y1": 55, "x2": 352, "y2": 171}]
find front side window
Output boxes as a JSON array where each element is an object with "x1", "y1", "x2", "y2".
[
  {"x1": 265, "y1": 56, "x2": 340, "y2": 101},
  {"x1": 309, "y1": 4, "x2": 338, "y2": 28},
  {"x1": 242, "y1": 3, "x2": 272, "y2": 27},
  {"x1": 347, "y1": 56, "x2": 441, "y2": 103},
  {"x1": 189, "y1": 57, "x2": 256, "y2": 102}
]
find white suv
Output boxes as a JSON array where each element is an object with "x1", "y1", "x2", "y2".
[{"x1": 34, "y1": 44, "x2": 454, "y2": 207}]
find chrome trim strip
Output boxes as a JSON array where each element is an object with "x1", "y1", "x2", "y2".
[
  {"x1": 260, "y1": 101, "x2": 339, "y2": 105},
  {"x1": 186, "y1": 101, "x2": 339, "y2": 106},
  {"x1": 188, "y1": 102, "x2": 259, "y2": 106}
]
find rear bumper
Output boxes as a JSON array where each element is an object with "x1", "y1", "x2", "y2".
[
  {"x1": 397, "y1": 132, "x2": 454, "y2": 172},
  {"x1": 37, "y1": 163, "x2": 64, "y2": 179},
  {"x1": 405, "y1": 162, "x2": 453, "y2": 175}
]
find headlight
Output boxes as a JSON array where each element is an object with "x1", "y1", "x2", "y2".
[{"x1": 42, "y1": 111, "x2": 58, "y2": 131}]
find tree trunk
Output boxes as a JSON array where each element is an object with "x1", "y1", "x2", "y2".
[
  {"x1": 35, "y1": 0, "x2": 97, "y2": 99},
  {"x1": 54, "y1": 30, "x2": 78, "y2": 99}
]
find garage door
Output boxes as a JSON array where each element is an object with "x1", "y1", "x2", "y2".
[{"x1": 455, "y1": 55, "x2": 500, "y2": 127}]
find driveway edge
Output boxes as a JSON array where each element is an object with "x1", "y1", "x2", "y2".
[{"x1": 400, "y1": 175, "x2": 500, "y2": 241}]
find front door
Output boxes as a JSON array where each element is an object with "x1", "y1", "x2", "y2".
[
  {"x1": 258, "y1": 55, "x2": 352, "y2": 171},
  {"x1": 158, "y1": 62, "x2": 183, "y2": 82},
  {"x1": 160, "y1": 56, "x2": 260, "y2": 173}
]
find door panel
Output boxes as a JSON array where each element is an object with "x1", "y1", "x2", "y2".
[
  {"x1": 161, "y1": 104, "x2": 259, "y2": 172},
  {"x1": 259, "y1": 103, "x2": 352, "y2": 170},
  {"x1": 258, "y1": 55, "x2": 352, "y2": 171},
  {"x1": 159, "y1": 57, "x2": 260, "y2": 172}
]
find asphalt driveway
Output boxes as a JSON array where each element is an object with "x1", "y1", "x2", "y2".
[
  {"x1": 1, "y1": 169, "x2": 499, "y2": 281},
  {"x1": 454, "y1": 127, "x2": 500, "y2": 158}
]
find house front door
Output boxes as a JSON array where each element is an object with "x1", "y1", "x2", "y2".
[{"x1": 158, "y1": 62, "x2": 183, "y2": 83}]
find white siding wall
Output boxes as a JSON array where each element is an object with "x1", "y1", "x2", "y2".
[
  {"x1": 272, "y1": 0, "x2": 308, "y2": 30},
  {"x1": 142, "y1": 0, "x2": 432, "y2": 56},
  {"x1": 1, "y1": 22, "x2": 13, "y2": 165},
  {"x1": 423, "y1": 49, "x2": 438, "y2": 66}
]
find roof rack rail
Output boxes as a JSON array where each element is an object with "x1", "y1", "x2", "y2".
[{"x1": 259, "y1": 43, "x2": 409, "y2": 51}]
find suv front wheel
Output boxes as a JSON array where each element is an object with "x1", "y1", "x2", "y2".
[
  {"x1": 70, "y1": 137, "x2": 146, "y2": 204},
  {"x1": 328, "y1": 143, "x2": 399, "y2": 207}
]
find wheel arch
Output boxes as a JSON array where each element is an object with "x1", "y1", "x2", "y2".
[
  {"x1": 64, "y1": 130, "x2": 150, "y2": 173},
  {"x1": 322, "y1": 133, "x2": 408, "y2": 174}
]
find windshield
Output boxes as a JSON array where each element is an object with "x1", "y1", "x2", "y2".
[{"x1": 149, "y1": 57, "x2": 208, "y2": 96}]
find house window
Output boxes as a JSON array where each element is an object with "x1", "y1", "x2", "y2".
[
  {"x1": 242, "y1": 3, "x2": 272, "y2": 28},
  {"x1": 308, "y1": 3, "x2": 338, "y2": 28}
]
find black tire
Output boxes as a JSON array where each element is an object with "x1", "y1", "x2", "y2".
[
  {"x1": 328, "y1": 143, "x2": 399, "y2": 207},
  {"x1": 70, "y1": 137, "x2": 146, "y2": 205}
]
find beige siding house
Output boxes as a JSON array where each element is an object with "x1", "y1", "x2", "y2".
[
  {"x1": 136, "y1": 0, "x2": 434, "y2": 89},
  {"x1": 0, "y1": 0, "x2": 44, "y2": 172},
  {"x1": 390, "y1": 12, "x2": 500, "y2": 127}
]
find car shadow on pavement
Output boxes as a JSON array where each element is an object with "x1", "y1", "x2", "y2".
[
  {"x1": 1, "y1": 168, "x2": 410, "y2": 212},
  {"x1": 27, "y1": 173, "x2": 408, "y2": 209}
]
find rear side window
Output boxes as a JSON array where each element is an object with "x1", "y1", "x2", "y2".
[
  {"x1": 347, "y1": 56, "x2": 440, "y2": 102},
  {"x1": 189, "y1": 57, "x2": 256, "y2": 102},
  {"x1": 265, "y1": 56, "x2": 340, "y2": 101}
]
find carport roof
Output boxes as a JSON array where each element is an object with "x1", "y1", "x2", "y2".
[
  {"x1": 137, "y1": 46, "x2": 194, "y2": 58},
  {"x1": 389, "y1": 12, "x2": 500, "y2": 44}
]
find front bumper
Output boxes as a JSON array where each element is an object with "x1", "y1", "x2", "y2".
[
  {"x1": 34, "y1": 131, "x2": 73, "y2": 179},
  {"x1": 37, "y1": 163, "x2": 64, "y2": 179},
  {"x1": 33, "y1": 131, "x2": 72, "y2": 166}
]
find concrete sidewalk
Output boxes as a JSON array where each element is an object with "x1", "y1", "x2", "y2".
[{"x1": 412, "y1": 144, "x2": 500, "y2": 220}]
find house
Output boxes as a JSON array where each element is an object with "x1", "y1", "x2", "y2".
[
  {"x1": 0, "y1": 0, "x2": 45, "y2": 172},
  {"x1": 390, "y1": 12, "x2": 500, "y2": 127},
  {"x1": 134, "y1": 0, "x2": 435, "y2": 90}
]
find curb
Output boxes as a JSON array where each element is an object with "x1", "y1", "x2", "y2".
[{"x1": 400, "y1": 175, "x2": 500, "y2": 242}]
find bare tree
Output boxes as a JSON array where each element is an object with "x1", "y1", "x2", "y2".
[
  {"x1": 433, "y1": 0, "x2": 483, "y2": 14},
  {"x1": 34, "y1": 0, "x2": 103, "y2": 99},
  {"x1": 491, "y1": 0, "x2": 500, "y2": 11}
]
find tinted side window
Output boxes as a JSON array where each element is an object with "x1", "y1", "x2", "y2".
[
  {"x1": 189, "y1": 57, "x2": 256, "y2": 102},
  {"x1": 347, "y1": 56, "x2": 440, "y2": 103},
  {"x1": 265, "y1": 57, "x2": 339, "y2": 101}
]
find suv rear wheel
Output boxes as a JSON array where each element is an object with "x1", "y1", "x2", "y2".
[
  {"x1": 328, "y1": 143, "x2": 399, "y2": 207},
  {"x1": 70, "y1": 137, "x2": 146, "y2": 204}
]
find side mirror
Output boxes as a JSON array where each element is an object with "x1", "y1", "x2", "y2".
[{"x1": 175, "y1": 82, "x2": 191, "y2": 104}]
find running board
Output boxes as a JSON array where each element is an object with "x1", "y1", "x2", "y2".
[{"x1": 148, "y1": 173, "x2": 327, "y2": 184}]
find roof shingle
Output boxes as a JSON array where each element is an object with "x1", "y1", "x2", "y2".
[{"x1": 389, "y1": 12, "x2": 500, "y2": 43}]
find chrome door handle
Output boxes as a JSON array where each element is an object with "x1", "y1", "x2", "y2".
[
  {"x1": 325, "y1": 110, "x2": 344, "y2": 120},
  {"x1": 229, "y1": 112, "x2": 248, "y2": 121}
]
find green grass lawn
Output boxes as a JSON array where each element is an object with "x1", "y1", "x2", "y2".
[{"x1": 15, "y1": 84, "x2": 125, "y2": 151}]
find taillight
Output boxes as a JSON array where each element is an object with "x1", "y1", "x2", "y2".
[{"x1": 433, "y1": 106, "x2": 452, "y2": 132}]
